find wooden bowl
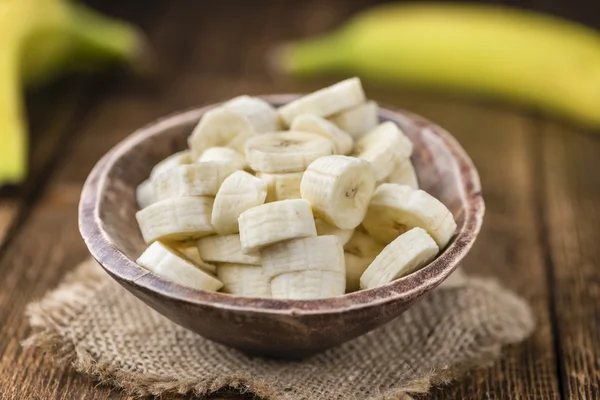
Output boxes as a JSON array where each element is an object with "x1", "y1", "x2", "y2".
[{"x1": 79, "y1": 95, "x2": 484, "y2": 359}]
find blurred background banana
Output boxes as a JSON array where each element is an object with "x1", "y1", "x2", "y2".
[
  {"x1": 273, "y1": 3, "x2": 600, "y2": 130},
  {"x1": 0, "y1": 0, "x2": 147, "y2": 186}
]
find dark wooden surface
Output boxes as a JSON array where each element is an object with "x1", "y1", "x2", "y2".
[{"x1": 1, "y1": 1, "x2": 599, "y2": 399}]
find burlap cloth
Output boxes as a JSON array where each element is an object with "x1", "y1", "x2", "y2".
[{"x1": 23, "y1": 258, "x2": 534, "y2": 399}]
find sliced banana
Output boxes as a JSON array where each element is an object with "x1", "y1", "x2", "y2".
[
  {"x1": 211, "y1": 171, "x2": 267, "y2": 235},
  {"x1": 300, "y1": 155, "x2": 376, "y2": 229},
  {"x1": 188, "y1": 96, "x2": 279, "y2": 156},
  {"x1": 386, "y1": 159, "x2": 419, "y2": 189},
  {"x1": 238, "y1": 199, "x2": 317, "y2": 254},
  {"x1": 256, "y1": 171, "x2": 303, "y2": 202},
  {"x1": 168, "y1": 241, "x2": 216, "y2": 273},
  {"x1": 217, "y1": 263, "x2": 271, "y2": 297},
  {"x1": 360, "y1": 227, "x2": 439, "y2": 290},
  {"x1": 245, "y1": 131, "x2": 335, "y2": 173},
  {"x1": 278, "y1": 77, "x2": 366, "y2": 125},
  {"x1": 136, "y1": 242, "x2": 222, "y2": 291},
  {"x1": 328, "y1": 101, "x2": 379, "y2": 139},
  {"x1": 261, "y1": 235, "x2": 344, "y2": 280},
  {"x1": 136, "y1": 179, "x2": 155, "y2": 209},
  {"x1": 271, "y1": 270, "x2": 346, "y2": 300},
  {"x1": 315, "y1": 219, "x2": 354, "y2": 246},
  {"x1": 136, "y1": 196, "x2": 214, "y2": 243},
  {"x1": 344, "y1": 229, "x2": 385, "y2": 258},
  {"x1": 353, "y1": 122, "x2": 414, "y2": 181},
  {"x1": 149, "y1": 150, "x2": 192, "y2": 179},
  {"x1": 344, "y1": 252, "x2": 374, "y2": 292},
  {"x1": 197, "y1": 146, "x2": 247, "y2": 171},
  {"x1": 153, "y1": 162, "x2": 238, "y2": 200},
  {"x1": 197, "y1": 234, "x2": 261, "y2": 265},
  {"x1": 290, "y1": 114, "x2": 354, "y2": 155},
  {"x1": 362, "y1": 183, "x2": 457, "y2": 248}
]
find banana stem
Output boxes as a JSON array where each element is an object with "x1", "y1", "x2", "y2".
[
  {"x1": 65, "y1": 3, "x2": 146, "y2": 72},
  {"x1": 0, "y1": 45, "x2": 27, "y2": 185}
]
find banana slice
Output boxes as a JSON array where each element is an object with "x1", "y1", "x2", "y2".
[
  {"x1": 362, "y1": 184, "x2": 457, "y2": 248},
  {"x1": 278, "y1": 77, "x2": 366, "y2": 125},
  {"x1": 344, "y1": 252, "x2": 374, "y2": 292},
  {"x1": 245, "y1": 131, "x2": 335, "y2": 173},
  {"x1": 271, "y1": 270, "x2": 346, "y2": 300},
  {"x1": 211, "y1": 171, "x2": 267, "y2": 235},
  {"x1": 136, "y1": 179, "x2": 155, "y2": 209},
  {"x1": 169, "y1": 241, "x2": 216, "y2": 273},
  {"x1": 290, "y1": 114, "x2": 354, "y2": 155},
  {"x1": 256, "y1": 171, "x2": 303, "y2": 202},
  {"x1": 217, "y1": 263, "x2": 271, "y2": 297},
  {"x1": 315, "y1": 219, "x2": 354, "y2": 246},
  {"x1": 328, "y1": 101, "x2": 379, "y2": 139},
  {"x1": 300, "y1": 155, "x2": 376, "y2": 229},
  {"x1": 238, "y1": 199, "x2": 317, "y2": 254},
  {"x1": 353, "y1": 122, "x2": 414, "y2": 181},
  {"x1": 197, "y1": 234, "x2": 261, "y2": 265},
  {"x1": 136, "y1": 196, "x2": 214, "y2": 243},
  {"x1": 344, "y1": 229, "x2": 385, "y2": 258},
  {"x1": 149, "y1": 150, "x2": 192, "y2": 179},
  {"x1": 153, "y1": 162, "x2": 238, "y2": 200},
  {"x1": 188, "y1": 96, "x2": 279, "y2": 156},
  {"x1": 385, "y1": 159, "x2": 419, "y2": 189},
  {"x1": 261, "y1": 235, "x2": 345, "y2": 280},
  {"x1": 360, "y1": 227, "x2": 439, "y2": 290},
  {"x1": 136, "y1": 242, "x2": 222, "y2": 291},
  {"x1": 197, "y1": 146, "x2": 247, "y2": 171}
]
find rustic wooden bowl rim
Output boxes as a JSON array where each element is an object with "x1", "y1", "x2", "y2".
[{"x1": 79, "y1": 94, "x2": 484, "y2": 316}]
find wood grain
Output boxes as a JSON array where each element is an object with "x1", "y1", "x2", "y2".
[
  {"x1": 2, "y1": 0, "x2": 600, "y2": 398},
  {"x1": 539, "y1": 121, "x2": 600, "y2": 399},
  {"x1": 381, "y1": 97, "x2": 561, "y2": 399}
]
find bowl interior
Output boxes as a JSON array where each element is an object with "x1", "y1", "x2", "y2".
[{"x1": 84, "y1": 95, "x2": 482, "y2": 312}]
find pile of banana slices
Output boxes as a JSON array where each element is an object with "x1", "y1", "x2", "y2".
[{"x1": 134, "y1": 78, "x2": 457, "y2": 300}]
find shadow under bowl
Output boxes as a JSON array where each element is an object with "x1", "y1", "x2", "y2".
[{"x1": 79, "y1": 95, "x2": 484, "y2": 359}]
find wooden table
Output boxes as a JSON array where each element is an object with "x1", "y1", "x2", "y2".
[{"x1": 1, "y1": 1, "x2": 599, "y2": 398}]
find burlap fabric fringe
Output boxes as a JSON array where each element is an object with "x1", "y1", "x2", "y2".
[{"x1": 23, "y1": 258, "x2": 534, "y2": 399}]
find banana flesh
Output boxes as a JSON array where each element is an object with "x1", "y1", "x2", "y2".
[
  {"x1": 261, "y1": 235, "x2": 345, "y2": 280},
  {"x1": 217, "y1": 263, "x2": 271, "y2": 297},
  {"x1": 385, "y1": 159, "x2": 419, "y2": 189},
  {"x1": 153, "y1": 162, "x2": 237, "y2": 200},
  {"x1": 300, "y1": 155, "x2": 376, "y2": 229},
  {"x1": 133, "y1": 78, "x2": 458, "y2": 297},
  {"x1": 290, "y1": 114, "x2": 354, "y2": 155},
  {"x1": 352, "y1": 122, "x2": 413, "y2": 181},
  {"x1": 211, "y1": 171, "x2": 267, "y2": 235},
  {"x1": 328, "y1": 101, "x2": 379, "y2": 139},
  {"x1": 278, "y1": 77, "x2": 365, "y2": 125},
  {"x1": 238, "y1": 199, "x2": 317, "y2": 254},
  {"x1": 188, "y1": 96, "x2": 279, "y2": 156},
  {"x1": 197, "y1": 234, "x2": 261, "y2": 265},
  {"x1": 136, "y1": 196, "x2": 214, "y2": 243},
  {"x1": 360, "y1": 228, "x2": 439, "y2": 290},
  {"x1": 256, "y1": 171, "x2": 303, "y2": 202},
  {"x1": 136, "y1": 242, "x2": 222, "y2": 291},
  {"x1": 363, "y1": 183, "x2": 456, "y2": 248},
  {"x1": 245, "y1": 131, "x2": 335, "y2": 173}
]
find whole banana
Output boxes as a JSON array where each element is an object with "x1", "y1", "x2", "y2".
[
  {"x1": 273, "y1": 3, "x2": 600, "y2": 129},
  {"x1": 1, "y1": 0, "x2": 147, "y2": 186}
]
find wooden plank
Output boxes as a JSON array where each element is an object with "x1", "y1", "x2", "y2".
[
  {"x1": 540, "y1": 121, "x2": 600, "y2": 399},
  {"x1": 0, "y1": 1, "x2": 374, "y2": 399},
  {"x1": 376, "y1": 94, "x2": 561, "y2": 399}
]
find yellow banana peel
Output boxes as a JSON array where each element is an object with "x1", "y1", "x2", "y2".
[
  {"x1": 273, "y1": 3, "x2": 600, "y2": 129},
  {"x1": 0, "y1": 0, "x2": 147, "y2": 186}
]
